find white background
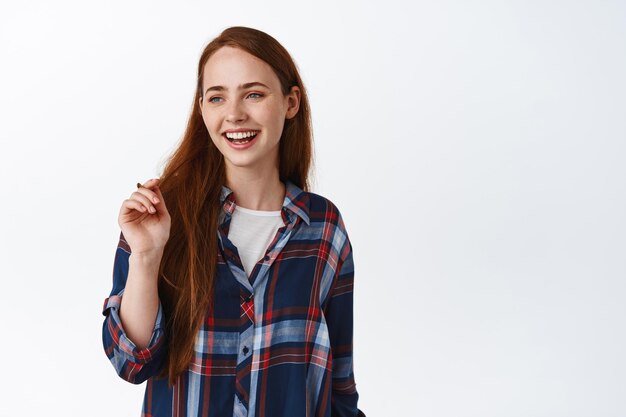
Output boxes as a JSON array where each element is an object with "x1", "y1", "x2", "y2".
[{"x1": 1, "y1": 0, "x2": 625, "y2": 416}]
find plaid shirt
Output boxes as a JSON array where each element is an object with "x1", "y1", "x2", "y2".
[{"x1": 102, "y1": 180, "x2": 366, "y2": 417}]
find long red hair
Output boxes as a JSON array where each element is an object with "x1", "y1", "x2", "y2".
[{"x1": 154, "y1": 26, "x2": 314, "y2": 385}]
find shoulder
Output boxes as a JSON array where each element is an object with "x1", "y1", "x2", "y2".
[
  {"x1": 304, "y1": 192, "x2": 353, "y2": 278},
  {"x1": 285, "y1": 180, "x2": 350, "y2": 239},
  {"x1": 303, "y1": 191, "x2": 350, "y2": 239},
  {"x1": 305, "y1": 191, "x2": 343, "y2": 220}
]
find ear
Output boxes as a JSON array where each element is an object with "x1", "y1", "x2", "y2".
[
  {"x1": 198, "y1": 96, "x2": 204, "y2": 116},
  {"x1": 285, "y1": 86, "x2": 301, "y2": 120}
]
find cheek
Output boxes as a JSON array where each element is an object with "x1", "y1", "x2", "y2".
[
  {"x1": 200, "y1": 114, "x2": 220, "y2": 141},
  {"x1": 259, "y1": 103, "x2": 286, "y2": 129},
  {"x1": 201, "y1": 113, "x2": 219, "y2": 132}
]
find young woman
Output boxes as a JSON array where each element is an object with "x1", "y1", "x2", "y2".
[{"x1": 102, "y1": 26, "x2": 365, "y2": 417}]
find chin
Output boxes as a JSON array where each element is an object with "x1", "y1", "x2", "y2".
[{"x1": 224, "y1": 156, "x2": 260, "y2": 168}]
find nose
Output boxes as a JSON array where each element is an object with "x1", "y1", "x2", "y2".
[{"x1": 225, "y1": 99, "x2": 247, "y2": 123}]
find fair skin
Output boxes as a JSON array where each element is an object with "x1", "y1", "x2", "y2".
[
  {"x1": 199, "y1": 46, "x2": 300, "y2": 211},
  {"x1": 115, "y1": 47, "x2": 301, "y2": 348},
  {"x1": 117, "y1": 177, "x2": 168, "y2": 349}
]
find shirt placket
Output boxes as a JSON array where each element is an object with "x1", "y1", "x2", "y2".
[{"x1": 218, "y1": 199, "x2": 300, "y2": 416}]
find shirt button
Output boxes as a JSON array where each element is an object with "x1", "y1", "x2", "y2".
[
  {"x1": 263, "y1": 255, "x2": 270, "y2": 261},
  {"x1": 243, "y1": 346, "x2": 249, "y2": 355}
]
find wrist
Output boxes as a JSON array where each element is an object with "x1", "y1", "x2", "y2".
[{"x1": 129, "y1": 249, "x2": 164, "y2": 268}]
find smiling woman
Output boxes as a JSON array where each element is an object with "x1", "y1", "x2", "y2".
[
  {"x1": 199, "y1": 46, "x2": 300, "y2": 167},
  {"x1": 102, "y1": 26, "x2": 366, "y2": 417},
  {"x1": 199, "y1": 45, "x2": 301, "y2": 175}
]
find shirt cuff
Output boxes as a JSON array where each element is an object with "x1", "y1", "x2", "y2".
[{"x1": 102, "y1": 293, "x2": 165, "y2": 364}]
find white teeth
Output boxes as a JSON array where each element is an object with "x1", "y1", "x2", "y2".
[{"x1": 225, "y1": 131, "x2": 257, "y2": 139}]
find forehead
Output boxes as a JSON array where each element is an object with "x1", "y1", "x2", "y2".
[{"x1": 202, "y1": 46, "x2": 279, "y2": 88}]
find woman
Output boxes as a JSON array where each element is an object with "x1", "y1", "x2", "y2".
[{"x1": 102, "y1": 26, "x2": 365, "y2": 417}]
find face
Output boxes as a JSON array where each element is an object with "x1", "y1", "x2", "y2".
[{"x1": 199, "y1": 46, "x2": 300, "y2": 176}]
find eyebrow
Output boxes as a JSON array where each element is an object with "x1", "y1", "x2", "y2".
[{"x1": 204, "y1": 81, "x2": 270, "y2": 96}]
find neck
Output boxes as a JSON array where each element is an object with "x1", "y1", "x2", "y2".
[{"x1": 224, "y1": 165, "x2": 286, "y2": 211}]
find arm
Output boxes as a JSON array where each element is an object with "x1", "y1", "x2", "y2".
[
  {"x1": 101, "y1": 231, "x2": 167, "y2": 384},
  {"x1": 324, "y1": 236, "x2": 366, "y2": 417}
]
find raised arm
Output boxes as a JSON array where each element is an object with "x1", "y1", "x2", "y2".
[
  {"x1": 102, "y1": 178, "x2": 171, "y2": 383},
  {"x1": 101, "y1": 231, "x2": 167, "y2": 384}
]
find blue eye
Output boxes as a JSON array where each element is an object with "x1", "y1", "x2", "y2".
[
  {"x1": 208, "y1": 96, "x2": 222, "y2": 103},
  {"x1": 248, "y1": 92, "x2": 263, "y2": 99}
]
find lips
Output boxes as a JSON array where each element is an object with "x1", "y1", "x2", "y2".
[{"x1": 223, "y1": 131, "x2": 259, "y2": 149}]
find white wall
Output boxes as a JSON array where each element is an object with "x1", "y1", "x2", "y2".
[{"x1": 0, "y1": 0, "x2": 624, "y2": 415}]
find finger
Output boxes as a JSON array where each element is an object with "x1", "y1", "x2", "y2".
[
  {"x1": 122, "y1": 198, "x2": 148, "y2": 214},
  {"x1": 153, "y1": 185, "x2": 164, "y2": 201},
  {"x1": 135, "y1": 185, "x2": 161, "y2": 205},
  {"x1": 138, "y1": 179, "x2": 162, "y2": 204},
  {"x1": 130, "y1": 191, "x2": 157, "y2": 213},
  {"x1": 148, "y1": 187, "x2": 166, "y2": 215}
]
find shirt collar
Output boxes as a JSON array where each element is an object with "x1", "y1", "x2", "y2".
[{"x1": 219, "y1": 179, "x2": 311, "y2": 226}]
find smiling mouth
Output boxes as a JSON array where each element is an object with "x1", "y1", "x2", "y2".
[{"x1": 223, "y1": 131, "x2": 259, "y2": 144}]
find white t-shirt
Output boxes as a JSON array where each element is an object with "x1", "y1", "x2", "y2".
[{"x1": 227, "y1": 205, "x2": 285, "y2": 278}]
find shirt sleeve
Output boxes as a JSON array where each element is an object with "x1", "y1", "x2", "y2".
[
  {"x1": 324, "y1": 235, "x2": 366, "y2": 417},
  {"x1": 101, "y1": 231, "x2": 167, "y2": 384}
]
